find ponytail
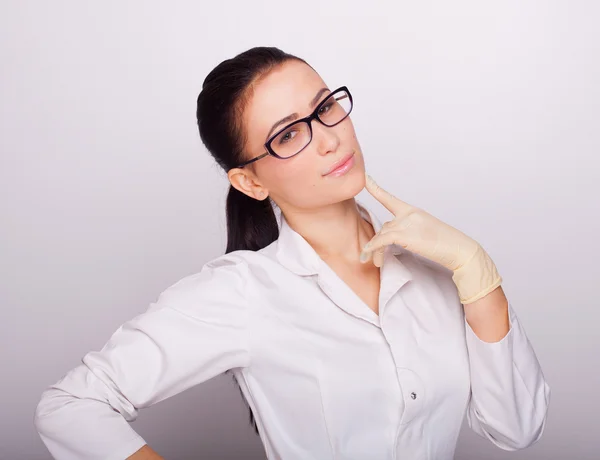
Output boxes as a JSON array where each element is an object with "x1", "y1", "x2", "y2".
[
  {"x1": 225, "y1": 185, "x2": 279, "y2": 254},
  {"x1": 224, "y1": 185, "x2": 279, "y2": 435}
]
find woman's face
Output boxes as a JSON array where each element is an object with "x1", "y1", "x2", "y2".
[{"x1": 229, "y1": 60, "x2": 366, "y2": 212}]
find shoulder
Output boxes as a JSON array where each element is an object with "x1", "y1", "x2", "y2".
[{"x1": 152, "y1": 251, "x2": 255, "y2": 314}]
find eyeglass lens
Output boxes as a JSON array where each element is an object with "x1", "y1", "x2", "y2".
[{"x1": 269, "y1": 89, "x2": 352, "y2": 158}]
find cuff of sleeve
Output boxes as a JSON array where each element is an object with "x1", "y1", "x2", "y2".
[
  {"x1": 465, "y1": 302, "x2": 515, "y2": 346},
  {"x1": 105, "y1": 434, "x2": 147, "y2": 460}
]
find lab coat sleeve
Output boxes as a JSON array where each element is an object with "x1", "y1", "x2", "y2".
[
  {"x1": 34, "y1": 256, "x2": 252, "y2": 460},
  {"x1": 464, "y1": 302, "x2": 551, "y2": 450}
]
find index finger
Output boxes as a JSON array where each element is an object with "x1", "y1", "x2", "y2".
[{"x1": 364, "y1": 173, "x2": 413, "y2": 216}]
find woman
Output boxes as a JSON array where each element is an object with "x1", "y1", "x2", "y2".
[{"x1": 35, "y1": 46, "x2": 550, "y2": 460}]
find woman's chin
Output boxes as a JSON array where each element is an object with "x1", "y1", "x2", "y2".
[{"x1": 338, "y1": 169, "x2": 367, "y2": 200}]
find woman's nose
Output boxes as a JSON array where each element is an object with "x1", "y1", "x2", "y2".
[{"x1": 311, "y1": 121, "x2": 341, "y2": 155}]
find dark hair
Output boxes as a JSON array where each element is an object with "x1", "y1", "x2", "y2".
[{"x1": 196, "y1": 46, "x2": 308, "y2": 434}]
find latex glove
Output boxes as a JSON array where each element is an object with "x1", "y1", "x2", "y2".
[{"x1": 360, "y1": 174, "x2": 502, "y2": 304}]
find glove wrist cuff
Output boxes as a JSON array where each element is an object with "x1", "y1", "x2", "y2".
[{"x1": 452, "y1": 244, "x2": 502, "y2": 304}]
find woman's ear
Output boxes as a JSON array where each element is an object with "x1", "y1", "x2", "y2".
[{"x1": 227, "y1": 168, "x2": 268, "y2": 200}]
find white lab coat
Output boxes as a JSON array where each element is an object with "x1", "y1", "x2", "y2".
[{"x1": 34, "y1": 201, "x2": 550, "y2": 460}]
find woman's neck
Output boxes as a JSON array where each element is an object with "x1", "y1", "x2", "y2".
[{"x1": 282, "y1": 199, "x2": 376, "y2": 263}]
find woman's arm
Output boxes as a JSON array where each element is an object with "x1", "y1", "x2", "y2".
[
  {"x1": 35, "y1": 257, "x2": 251, "y2": 460},
  {"x1": 127, "y1": 444, "x2": 164, "y2": 459},
  {"x1": 358, "y1": 174, "x2": 550, "y2": 449},
  {"x1": 463, "y1": 286, "x2": 550, "y2": 450},
  {"x1": 463, "y1": 285, "x2": 510, "y2": 343}
]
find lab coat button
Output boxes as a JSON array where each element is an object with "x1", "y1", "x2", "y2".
[{"x1": 396, "y1": 368, "x2": 425, "y2": 424}]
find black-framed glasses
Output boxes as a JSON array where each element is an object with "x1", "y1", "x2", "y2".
[{"x1": 232, "y1": 86, "x2": 353, "y2": 170}]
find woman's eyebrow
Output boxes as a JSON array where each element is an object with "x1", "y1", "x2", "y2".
[
  {"x1": 309, "y1": 87, "x2": 331, "y2": 108},
  {"x1": 265, "y1": 87, "x2": 330, "y2": 141}
]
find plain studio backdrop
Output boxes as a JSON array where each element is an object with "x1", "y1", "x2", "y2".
[{"x1": 1, "y1": 1, "x2": 598, "y2": 459}]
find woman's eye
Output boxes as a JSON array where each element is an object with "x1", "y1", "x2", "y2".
[
  {"x1": 318, "y1": 101, "x2": 334, "y2": 115},
  {"x1": 278, "y1": 130, "x2": 297, "y2": 144},
  {"x1": 319, "y1": 98, "x2": 337, "y2": 113}
]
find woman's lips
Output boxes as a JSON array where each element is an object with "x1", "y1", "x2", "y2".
[{"x1": 323, "y1": 152, "x2": 356, "y2": 177}]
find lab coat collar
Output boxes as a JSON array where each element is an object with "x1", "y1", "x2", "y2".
[
  {"x1": 275, "y1": 201, "x2": 413, "y2": 324},
  {"x1": 275, "y1": 201, "x2": 412, "y2": 278}
]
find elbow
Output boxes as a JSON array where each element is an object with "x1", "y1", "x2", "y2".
[
  {"x1": 511, "y1": 381, "x2": 551, "y2": 450},
  {"x1": 34, "y1": 387, "x2": 62, "y2": 436},
  {"x1": 495, "y1": 387, "x2": 551, "y2": 451},
  {"x1": 470, "y1": 382, "x2": 551, "y2": 452},
  {"x1": 500, "y1": 416, "x2": 547, "y2": 451},
  {"x1": 34, "y1": 385, "x2": 84, "y2": 439},
  {"x1": 503, "y1": 418, "x2": 546, "y2": 451},
  {"x1": 479, "y1": 414, "x2": 548, "y2": 452},
  {"x1": 514, "y1": 401, "x2": 550, "y2": 450}
]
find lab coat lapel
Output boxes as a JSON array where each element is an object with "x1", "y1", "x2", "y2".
[
  {"x1": 357, "y1": 202, "x2": 413, "y2": 317},
  {"x1": 316, "y1": 258, "x2": 381, "y2": 327},
  {"x1": 274, "y1": 201, "x2": 413, "y2": 326}
]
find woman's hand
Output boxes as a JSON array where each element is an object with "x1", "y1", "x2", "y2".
[{"x1": 360, "y1": 174, "x2": 502, "y2": 304}]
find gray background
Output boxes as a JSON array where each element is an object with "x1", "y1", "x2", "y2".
[{"x1": 1, "y1": 0, "x2": 598, "y2": 459}]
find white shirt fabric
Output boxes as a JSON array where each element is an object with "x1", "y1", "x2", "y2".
[{"x1": 35, "y1": 201, "x2": 550, "y2": 460}]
